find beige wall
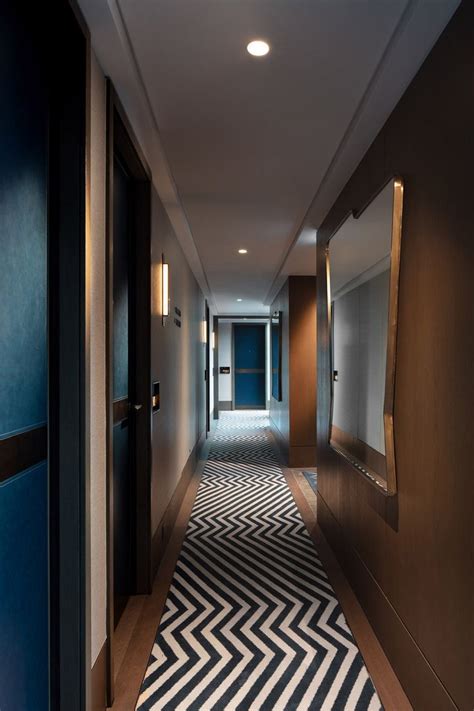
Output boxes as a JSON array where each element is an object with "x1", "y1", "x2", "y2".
[
  {"x1": 150, "y1": 194, "x2": 206, "y2": 533},
  {"x1": 88, "y1": 52, "x2": 107, "y2": 667}
]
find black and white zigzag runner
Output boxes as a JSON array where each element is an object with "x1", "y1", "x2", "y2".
[{"x1": 137, "y1": 412, "x2": 382, "y2": 711}]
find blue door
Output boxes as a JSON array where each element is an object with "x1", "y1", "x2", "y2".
[
  {"x1": 0, "y1": 6, "x2": 49, "y2": 709},
  {"x1": 234, "y1": 325, "x2": 266, "y2": 409}
]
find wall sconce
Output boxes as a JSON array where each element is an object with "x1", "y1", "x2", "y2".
[
  {"x1": 211, "y1": 331, "x2": 215, "y2": 349},
  {"x1": 201, "y1": 319, "x2": 207, "y2": 344},
  {"x1": 162, "y1": 254, "x2": 169, "y2": 324}
]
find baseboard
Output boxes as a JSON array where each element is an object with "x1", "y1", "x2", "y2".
[
  {"x1": 151, "y1": 430, "x2": 207, "y2": 579},
  {"x1": 317, "y1": 493, "x2": 457, "y2": 711},
  {"x1": 288, "y1": 445, "x2": 317, "y2": 468},
  {"x1": 218, "y1": 400, "x2": 232, "y2": 411},
  {"x1": 91, "y1": 641, "x2": 107, "y2": 711}
]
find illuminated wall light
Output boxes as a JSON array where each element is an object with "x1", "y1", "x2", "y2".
[
  {"x1": 211, "y1": 331, "x2": 216, "y2": 349},
  {"x1": 162, "y1": 255, "x2": 169, "y2": 322},
  {"x1": 202, "y1": 319, "x2": 207, "y2": 344}
]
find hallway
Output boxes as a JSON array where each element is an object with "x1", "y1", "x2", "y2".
[
  {"x1": 2, "y1": 3, "x2": 472, "y2": 709},
  {"x1": 136, "y1": 413, "x2": 381, "y2": 711}
]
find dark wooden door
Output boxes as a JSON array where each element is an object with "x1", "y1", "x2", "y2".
[{"x1": 112, "y1": 156, "x2": 134, "y2": 627}]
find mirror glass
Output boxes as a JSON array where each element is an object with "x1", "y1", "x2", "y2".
[
  {"x1": 271, "y1": 311, "x2": 282, "y2": 401},
  {"x1": 327, "y1": 178, "x2": 403, "y2": 494}
]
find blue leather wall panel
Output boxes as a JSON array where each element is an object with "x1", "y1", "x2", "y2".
[
  {"x1": 0, "y1": 7, "x2": 49, "y2": 707},
  {"x1": 0, "y1": 463, "x2": 49, "y2": 710},
  {"x1": 0, "y1": 9, "x2": 48, "y2": 438}
]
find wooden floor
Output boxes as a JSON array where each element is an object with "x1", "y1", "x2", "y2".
[{"x1": 110, "y1": 450, "x2": 411, "y2": 710}]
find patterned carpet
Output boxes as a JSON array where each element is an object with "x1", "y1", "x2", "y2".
[{"x1": 136, "y1": 412, "x2": 382, "y2": 711}]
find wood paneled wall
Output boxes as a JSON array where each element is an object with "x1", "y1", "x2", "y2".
[
  {"x1": 270, "y1": 276, "x2": 317, "y2": 467},
  {"x1": 315, "y1": 3, "x2": 473, "y2": 709}
]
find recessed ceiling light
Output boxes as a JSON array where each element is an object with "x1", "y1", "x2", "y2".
[
  {"x1": 238, "y1": 248, "x2": 248, "y2": 254},
  {"x1": 237, "y1": 298, "x2": 243, "y2": 302},
  {"x1": 247, "y1": 40, "x2": 270, "y2": 57}
]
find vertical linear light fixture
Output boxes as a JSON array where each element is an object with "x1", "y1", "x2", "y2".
[
  {"x1": 162, "y1": 253, "x2": 169, "y2": 325},
  {"x1": 211, "y1": 331, "x2": 215, "y2": 349}
]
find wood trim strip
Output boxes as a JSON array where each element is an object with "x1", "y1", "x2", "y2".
[
  {"x1": 112, "y1": 397, "x2": 129, "y2": 425},
  {"x1": 330, "y1": 424, "x2": 387, "y2": 480},
  {"x1": 0, "y1": 425, "x2": 47, "y2": 484}
]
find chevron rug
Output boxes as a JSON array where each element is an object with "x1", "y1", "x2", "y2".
[{"x1": 136, "y1": 412, "x2": 382, "y2": 711}]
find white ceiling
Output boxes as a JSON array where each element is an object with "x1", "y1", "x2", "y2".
[{"x1": 80, "y1": 0, "x2": 460, "y2": 314}]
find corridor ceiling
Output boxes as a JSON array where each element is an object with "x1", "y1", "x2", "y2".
[{"x1": 80, "y1": 0, "x2": 459, "y2": 314}]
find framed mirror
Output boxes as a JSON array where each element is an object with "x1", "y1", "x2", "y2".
[
  {"x1": 271, "y1": 311, "x2": 282, "y2": 401},
  {"x1": 327, "y1": 177, "x2": 403, "y2": 495}
]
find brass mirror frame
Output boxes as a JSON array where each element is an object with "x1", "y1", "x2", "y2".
[{"x1": 326, "y1": 177, "x2": 404, "y2": 496}]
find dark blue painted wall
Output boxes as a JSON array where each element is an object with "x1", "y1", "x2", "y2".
[
  {"x1": 0, "y1": 6, "x2": 49, "y2": 709},
  {"x1": 0, "y1": 464, "x2": 49, "y2": 710}
]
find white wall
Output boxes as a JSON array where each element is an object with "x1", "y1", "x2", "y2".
[
  {"x1": 218, "y1": 323, "x2": 233, "y2": 403},
  {"x1": 332, "y1": 269, "x2": 389, "y2": 453},
  {"x1": 88, "y1": 52, "x2": 107, "y2": 666}
]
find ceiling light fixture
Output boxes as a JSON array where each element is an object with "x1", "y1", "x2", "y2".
[
  {"x1": 237, "y1": 298, "x2": 243, "y2": 302},
  {"x1": 238, "y1": 248, "x2": 248, "y2": 254},
  {"x1": 246, "y1": 40, "x2": 270, "y2": 57}
]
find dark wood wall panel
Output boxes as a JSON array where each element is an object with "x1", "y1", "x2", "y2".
[
  {"x1": 289, "y1": 277, "x2": 317, "y2": 449},
  {"x1": 315, "y1": 3, "x2": 473, "y2": 709},
  {"x1": 270, "y1": 276, "x2": 317, "y2": 467}
]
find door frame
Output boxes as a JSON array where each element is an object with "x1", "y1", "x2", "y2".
[
  {"x1": 232, "y1": 323, "x2": 267, "y2": 410},
  {"x1": 105, "y1": 81, "x2": 152, "y2": 705},
  {"x1": 213, "y1": 317, "x2": 270, "y2": 416}
]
